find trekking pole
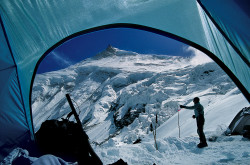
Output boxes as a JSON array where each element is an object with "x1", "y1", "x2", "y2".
[
  {"x1": 154, "y1": 114, "x2": 158, "y2": 150},
  {"x1": 178, "y1": 109, "x2": 181, "y2": 138}
]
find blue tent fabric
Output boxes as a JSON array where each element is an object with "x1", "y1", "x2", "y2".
[
  {"x1": 0, "y1": 27, "x2": 14, "y2": 70},
  {"x1": 196, "y1": 3, "x2": 250, "y2": 96},
  {"x1": 0, "y1": 16, "x2": 31, "y2": 161},
  {"x1": 199, "y1": 0, "x2": 250, "y2": 63},
  {"x1": 0, "y1": 0, "x2": 249, "y2": 161}
]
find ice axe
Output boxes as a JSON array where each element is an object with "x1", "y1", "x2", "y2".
[{"x1": 66, "y1": 94, "x2": 103, "y2": 165}]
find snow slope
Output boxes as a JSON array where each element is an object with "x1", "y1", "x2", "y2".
[{"x1": 31, "y1": 46, "x2": 249, "y2": 164}]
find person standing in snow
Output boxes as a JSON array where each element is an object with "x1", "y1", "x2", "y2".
[{"x1": 180, "y1": 97, "x2": 208, "y2": 148}]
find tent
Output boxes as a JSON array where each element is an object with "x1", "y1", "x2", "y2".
[
  {"x1": 226, "y1": 107, "x2": 250, "y2": 135},
  {"x1": 0, "y1": 0, "x2": 249, "y2": 161}
]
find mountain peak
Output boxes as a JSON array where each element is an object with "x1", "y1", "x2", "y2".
[
  {"x1": 92, "y1": 45, "x2": 117, "y2": 59},
  {"x1": 106, "y1": 44, "x2": 117, "y2": 53},
  {"x1": 93, "y1": 45, "x2": 138, "y2": 59}
]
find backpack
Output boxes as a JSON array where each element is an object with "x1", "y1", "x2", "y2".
[{"x1": 35, "y1": 118, "x2": 101, "y2": 165}]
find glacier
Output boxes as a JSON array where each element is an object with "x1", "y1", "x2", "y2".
[{"x1": 31, "y1": 46, "x2": 249, "y2": 164}]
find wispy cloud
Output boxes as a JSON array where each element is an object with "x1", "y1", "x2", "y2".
[
  {"x1": 51, "y1": 52, "x2": 73, "y2": 67},
  {"x1": 185, "y1": 46, "x2": 213, "y2": 65}
]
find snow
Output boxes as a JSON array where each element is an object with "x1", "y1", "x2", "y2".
[
  {"x1": 157, "y1": 91, "x2": 249, "y2": 139},
  {"x1": 29, "y1": 46, "x2": 249, "y2": 165},
  {"x1": 96, "y1": 136, "x2": 250, "y2": 165},
  {"x1": 93, "y1": 92, "x2": 249, "y2": 165}
]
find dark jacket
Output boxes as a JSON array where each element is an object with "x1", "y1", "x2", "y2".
[{"x1": 185, "y1": 102, "x2": 204, "y2": 118}]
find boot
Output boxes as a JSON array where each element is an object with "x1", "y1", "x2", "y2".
[{"x1": 197, "y1": 142, "x2": 208, "y2": 148}]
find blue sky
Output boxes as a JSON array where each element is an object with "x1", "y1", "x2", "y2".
[{"x1": 37, "y1": 28, "x2": 192, "y2": 74}]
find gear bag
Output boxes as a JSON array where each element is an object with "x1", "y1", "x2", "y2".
[
  {"x1": 35, "y1": 94, "x2": 102, "y2": 165},
  {"x1": 35, "y1": 118, "x2": 99, "y2": 164}
]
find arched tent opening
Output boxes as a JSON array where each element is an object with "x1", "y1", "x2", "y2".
[
  {"x1": 30, "y1": 26, "x2": 248, "y2": 163},
  {"x1": 0, "y1": 0, "x2": 249, "y2": 163}
]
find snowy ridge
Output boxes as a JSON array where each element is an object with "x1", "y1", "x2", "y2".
[
  {"x1": 32, "y1": 46, "x2": 249, "y2": 164},
  {"x1": 93, "y1": 45, "x2": 138, "y2": 59}
]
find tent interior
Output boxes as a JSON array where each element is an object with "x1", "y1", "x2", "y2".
[{"x1": 0, "y1": 0, "x2": 249, "y2": 162}]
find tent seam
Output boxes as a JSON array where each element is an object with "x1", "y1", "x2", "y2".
[{"x1": 0, "y1": 14, "x2": 33, "y2": 138}]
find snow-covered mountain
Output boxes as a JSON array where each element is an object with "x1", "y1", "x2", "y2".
[{"x1": 32, "y1": 46, "x2": 249, "y2": 164}]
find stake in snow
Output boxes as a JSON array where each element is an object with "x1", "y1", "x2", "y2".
[{"x1": 32, "y1": 46, "x2": 249, "y2": 164}]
